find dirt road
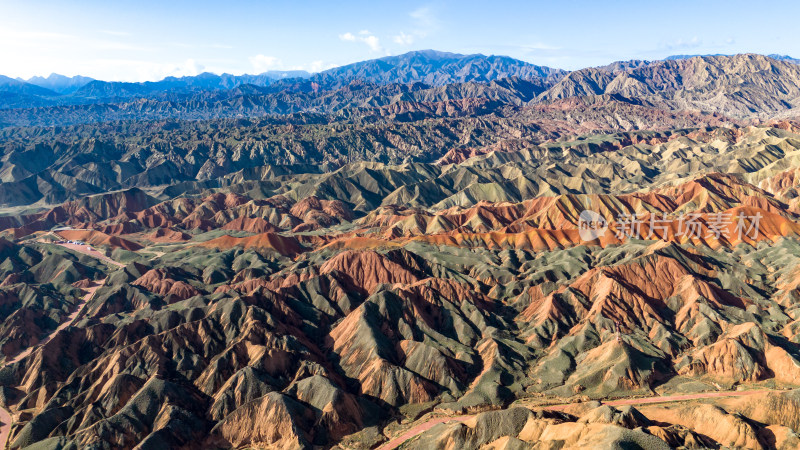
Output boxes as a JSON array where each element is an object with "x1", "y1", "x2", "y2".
[
  {"x1": 55, "y1": 242, "x2": 125, "y2": 268},
  {"x1": 0, "y1": 406, "x2": 10, "y2": 450},
  {"x1": 379, "y1": 416, "x2": 473, "y2": 450},
  {"x1": 3, "y1": 278, "x2": 106, "y2": 366},
  {"x1": 377, "y1": 389, "x2": 769, "y2": 450},
  {"x1": 0, "y1": 277, "x2": 107, "y2": 449}
]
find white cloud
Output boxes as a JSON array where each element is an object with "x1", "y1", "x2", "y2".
[
  {"x1": 339, "y1": 32, "x2": 356, "y2": 42},
  {"x1": 393, "y1": 31, "x2": 414, "y2": 45},
  {"x1": 0, "y1": 26, "x2": 336, "y2": 81},
  {"x1": 362, "y1": 35, "x2": 381, "y2": 52},
  {"x1": 392, "y1": 6, "x2": 440, "y2": 47},
  {"x1": 307, "y1": 60, "x2": 330, "y2": 72},
  {"x1": 410, "y1": 6, "x2": 436, "y2": 30},
  {"x1": 339, "y1": 30, "x2": 382, "y2": 52},
  {"x1": 134, "y1": 58, "x2": 203, "y2": 80},
  {"x1": 168, "y1": 58, "x2": 204, "y2": 77},
  {"x1": 249, "y1": 54, "x2": 281, "y2": 72},
  {"x1": 171, "y1": 42, "x2": 235, "y2": 50},
  {"x1": 306, "y1": 61, "x2": 340, "y2": 72}
]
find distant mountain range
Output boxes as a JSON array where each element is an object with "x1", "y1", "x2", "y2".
[
  {"x1": 0, "y1": 75, "x2": 60, "y2": 97},
  {"x1": 70, "y1": 70, "x2": 312, "y2": 100},
  {"x1": 0, "y1": 70, "x2": 314, "y2": 106},
  {"x1": 1, "y1": 50, "x2": 562, "y2": 104},
  {"x1": 663, "y1": 53, "x2": 729, "y2": 60},
  {"x1": 312, "y1": 49, "x2": 565, "y2": 87},
  {"x1": 6, "y1": 50, "x2": 561, "y2": 96},
  {"x1": 20, "y1": 74, "x2": 96, "y2": 94},
  {"x1": 2, "y1": 51, "x2": 800, "y2": 126},
  {"x1": 665, "y1": 53, "x2": 800, "y2": 64},
  {"x1": 768, "y1": 53, "x2": 800, "y2": 64},
  {"x1": 8, "y1": 50, "x2": 798, "y2": 99}
]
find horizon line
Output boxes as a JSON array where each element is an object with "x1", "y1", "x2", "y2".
[{"x1": 5, "y1": 50, "x2": 797, "y2": 84}]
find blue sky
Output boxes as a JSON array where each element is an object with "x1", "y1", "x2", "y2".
[{"x1": 2, "y1": 0, "x2": 799, "y2": 81}]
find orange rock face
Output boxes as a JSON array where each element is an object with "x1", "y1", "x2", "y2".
[
  {"x1": 198, "y1": 232, "x2": 304, "y2": 257},
  {"x1": 320, "y1": 250, "x2": 419, "y2": 294}
]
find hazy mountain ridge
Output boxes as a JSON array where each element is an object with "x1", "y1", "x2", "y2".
[
  {"x1": 70, "y1": 70, "x2": 313, "y2": 99},
  {"x1": 539, "y1": 54, "x2": 800, "y2": 117},
  {"x1": 312, "y1": 49, "x2": 566, "y2": 87},
  {"x1": 0, "y1": 75, "x2": 59, "y2": 97},
  {"x1": 2, "y1": 52, "x2": 799, "y2": 127},
  {"x1": 21, "y1": 74, "x2": 96, "y2": 94},
  {"x1": 0, "y1": 50, "x2": 563, "y2": 107}
]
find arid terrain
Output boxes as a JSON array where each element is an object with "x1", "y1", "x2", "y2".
[{"x1": 3, "y1": 51, "x2": 800, "y2": 449}]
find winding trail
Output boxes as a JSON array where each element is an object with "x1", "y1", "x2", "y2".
[
  {"x1": 378, "y1": 389, "x2": 770, "y2": 450},
  {"x1": 0, "y1": 278, "x2": 107, "y2": 449},
  {"x1": 0, "y1": 407, "x2": 10, "y2": 450},
  {"x1": 0, "y1": 237, "x2": 121, "y2": 450},
  {"x1": 54, "y1": 242, "x2": 125, "y2": 268},
  {"x1": 3, "y1": 278, "x2": 107, "y2": 366},
  {"x1": 379, "y1": 416, "x2": 474, "y2": 450}
]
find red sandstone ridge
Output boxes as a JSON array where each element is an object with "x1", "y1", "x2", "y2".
[
  {"x1": 678, "y1": 322, "x2": 800, "y2": 384},
  {"x1": 657, "y1": 173, "x2": 791, "y2": 216},
  {"x1": 319, "y1": 250, "x2": 419, "y2": 294},
  {"x1": 91, "y1": 222, "x2": 143, "y2": 235},
  {"x1": 203, "y1": 192, "x2": 251, "y2": 210},
  {"x1": 290, "y1": 196, "x2": 354, "y2": 231},
  {"x1": 132, "y1": 269, "x2": 201, "y2": 301},
  {"x1": 222, "y1": 217, "x2": 279, "y2": 234},
  {"x1": 0, "y1": 189, "x2": 154, "y2": 238},
  {"x1": 198, "y1": 232, "x2": 304, "y2": 257},
  {"x1": 356, "y1": 176, "x2": 789, "y2": 238},
  {"x1": 147, "y1": 227, "x2": 191, "y2": 242}
]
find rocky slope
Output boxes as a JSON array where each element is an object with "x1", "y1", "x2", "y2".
[
  {"x1": 4, "y1": 53, "x2": 800, "y2": 129},
  {"x1": 0, "y1": 125, "x2": 799, "y2": 448}
]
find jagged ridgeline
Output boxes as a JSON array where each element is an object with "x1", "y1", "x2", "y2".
[{"x1": 2, "y1": 51, "x2": 800, "y2": 449}]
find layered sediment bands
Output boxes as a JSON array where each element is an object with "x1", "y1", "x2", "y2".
[
  {"x1": 320, "y1": 250, "x2": 420, "y2": 294},
  {"x1": 3, "y1": 121, "x2": 800, "y2": 449},
  {"x1": 198, "y1": 232, "x2": 305, "y2": 257}
]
